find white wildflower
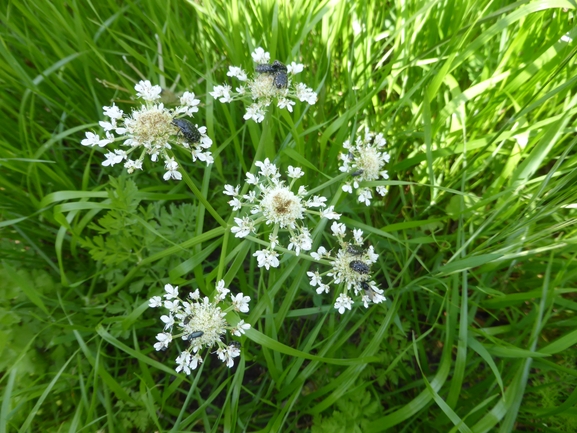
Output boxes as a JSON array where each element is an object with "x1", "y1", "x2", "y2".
[
  {"x1": 81, "y1": 132, "x2": 101, "y2": 147},
  {"x1": 163, "y1": 299, "x2": 180, "y2": 313},
  {"x1": 81, "y1": 80, "x2": 213, "y2": 178},
  {"x1": 307, "y1": 195, "x2": 327, "y2": 208},
  {"x1": 251, "y1": 47, "x2": 270, "y2": 64},
  {"x1": 342, "y1": 184, "x2": 353, "y2": 193},
  {"x1": 339, "y1": 126, "x2": 391, "y2": 205},
  {"x1": 310, "y1": 246, "x2": 328, "y2": 261},
  {"x1": 320, "y1": 206, "x2": 341, "y2": 220},
  {"x1": 160, "y1": 314, "x2": 175, "y2": 331},
  {"x1": 286, "y1": 62, "x2": 304, "y2": 74},
  {"x1": 309, "y1": 226, "x2": 386, "y2": 313},
  {"x1": 148, "y1": 296, "x2": 162, "y2": 308},
  {"x1": 358, "y1": 188, "x2": 372, "y2": 205},
  {"x1": 212, "y1": 47, "x2": 318, "y2": 122},
  {"x1": 231, "y1": 293, "x2": 251, "y2": 313},
  {"x1": 253, "y1": 248, "x2": 280, "y2": 270},
  {"x1": 164, "y1": 284, "x2": 179, "y2": 299},
  {"x1": 288, "y1": 228, "x2": 312, "y2": 256},
  {"x1": 277, "y1": 97, "x2": 295, "y2": 112},
  {"x1": 331, "y1": 221, "x2": 347, "y2": 238},
  {"x1": 154, "y1": 332, "x2": 172, "y2": 351},
  {"x1": 216, "y1": 344, "x2": 241, "y2": 368},
  {"x1": 180, "y1": 91, "x2": 200, "y2": 108},
  {"x1": 231, "y1": 216, "x2": 255, "y2": 238},
  {"x1": 295, "y1": 83, "x2": 317, "y2": 105},
  {"x1": 175, "y1": 351, "x2": 193, "y2": 375},
  {"x1": 307, "y1": 270, "x2": 322, "y2": 286},
  {"x1": 124, "y1": 159, "x2": 143, "y2": 174},
  {"x1": 225, "y1": 159, "x2": 339, "y2": 266},
  {"x1": 334, "y1": 293, "x2": 353, "y2": 314},
  {"x1": 287, "y1": 166, "x2": 304, "y2": 179},
  {"x1": 148, "y1": 280, "x2": 251, "y2": 373},
  {"x1": 376, "y1": 186, "x2": 388, "y2": 196},
  {"x1": 231, "y1": 320, "x2": 251, "y2": 337},
  {"x1": 102, "y1": 149, "x2": 126, "y2": 167},
  {"x1": 210, "y1": 84, "x2": 233, "y2": 103},
  {"x1": 317, "y1": 283, "x2": 330, "y2": 294},
  {"x1": 228, "y1": 197, "x2": 242, "y2": 211},
  {"x1": 224, "y1": 184, "x2": 239, "y2": 196},
  {"x1": 246, "y1": 172, "x2": 259, "y2": 185},
  {"x1": 227, "y1": 66, "x2": 248, "y2": 81},
  {"x1": 215, "y1": 280, "x2": 230, "y2": 302},
  {"x1": 244, "y1": 103, "x2": 266, "y2": 123},
  {"x1": 163, "y1": 157, "x2": 182, "y2": 181},
  {"x1": 352, "y1": 229, "x2": 363, "y2": 244},
  {"x1": 103, "y1": 103, "x2": 123, "y2": 120},
  {"x1": 134, "y1": 80, "x2": 162, "y2": 101}
]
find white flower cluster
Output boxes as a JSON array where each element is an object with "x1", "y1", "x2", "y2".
[
  {"x1": 210, "y1": 47, "x2": 317, "y2": 123},
  {"x1": 307, "y1": 222, "x2": 386, "y2": 314},
  {"x1": 149, "y1": 282, "x2": 251, "y2": 374},
  {"x1": 81, "y1": 80, "x2": 213, "y2": 181},
  {"x1": 339, "y1": 127, "x2": 390, "y2": 205},
  {"x1": 223, "y1": 158, "x2": 341, "y2": 270}
]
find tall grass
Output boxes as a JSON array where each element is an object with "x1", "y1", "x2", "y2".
[{"x1": 1, "y1": 0, "x2": 577, "y2": 431}]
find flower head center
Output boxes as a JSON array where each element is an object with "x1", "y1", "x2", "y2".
[
  {"x1": 261, "y1": 186, "x2": 303, "y2": 228},
  {"x1": 250, "y1": 74, "x2": 281, "y2": 101},
  {"x1": 183, "y1": 299, "x2": 227, "y2": 347},
  {"x1": 126, "y1": 105, "x2": 174, "y2": 145},
  {"x1": 330, "y1": 248, "x2": 372, "y2": 289},
  {"x1": 357, "y1": 147, "x2": 381, "y2": 180},
  {"x1": 273, "y1": 195, "x2": 294, "y2": 214}
]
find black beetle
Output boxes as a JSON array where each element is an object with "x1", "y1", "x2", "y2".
[
  {"x1": 255, "y1": 60, "x2": 288, "y2": 89},
  {"x1": 273, "y1": 71, "x2": 288, "y2": 89},
  {"x1": 271, "y1": 60, "x2": 287, "y2": 72},
  {"x1": 349, "y1": 260, "x2": 370, "y2": 274},
  {"x1": 189, "y1": 331, "x2": 204, "y2": 339},
  {"x1": 256, "y1": 60, "x2": 287, "y2": 74},
  {"x1": 255, "y1": 64, "x2": 277, "y2": 73},
  {"x1": 347, "y1": 245, "x2": 364, "y2": 256},
  {"x1": 172, "y1": 118, "x2": 201, "y2": 144}
]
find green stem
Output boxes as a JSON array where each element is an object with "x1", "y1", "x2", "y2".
[
  {"x1": 179, "y1": 168, "x2": 227, "y2": 227},
  {"x1": 307, "y1": 172, "x2": 349, "y2": 195}
]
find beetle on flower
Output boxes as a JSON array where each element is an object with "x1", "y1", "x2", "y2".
[
  {"x1": 210, "y1": 47, "x2": 318, "y2": 123},
  {"x1": 307, "y1": 222, "x2": 386, "y2": 313},
  {"x1": 81, "y1": 80, "x2": 213, "y2": 181},
  {"x1": 149, "y1": 281, "x2": 251, "y2": 374}
]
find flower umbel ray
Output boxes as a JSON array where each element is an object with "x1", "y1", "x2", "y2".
[
  {"x1": 224, "y1": 158, "x2": 341, "y2": 269},
  {"x1": 148, "y1": 281, "x2": 251, "y2": 374}
]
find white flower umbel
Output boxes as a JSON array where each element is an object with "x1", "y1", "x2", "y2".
[
  {"x1": 224, "y1": 158, "x2": 341, "y2": 269},
  {"x1": 210, "y1": 47, "x2": 317, "y2": 123},
  {"x1": 307, "y1": 222, "x2": 386, "y2": 314},
  {"x1": 149, "y1": 282, "x2": 251, "y2": 374},
  {"x1": 81, "y1": 80, "x2": 213, "y2": 180},
  {"x1": 339, "y1": 127, "x2": 390, "y2": 205}
]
